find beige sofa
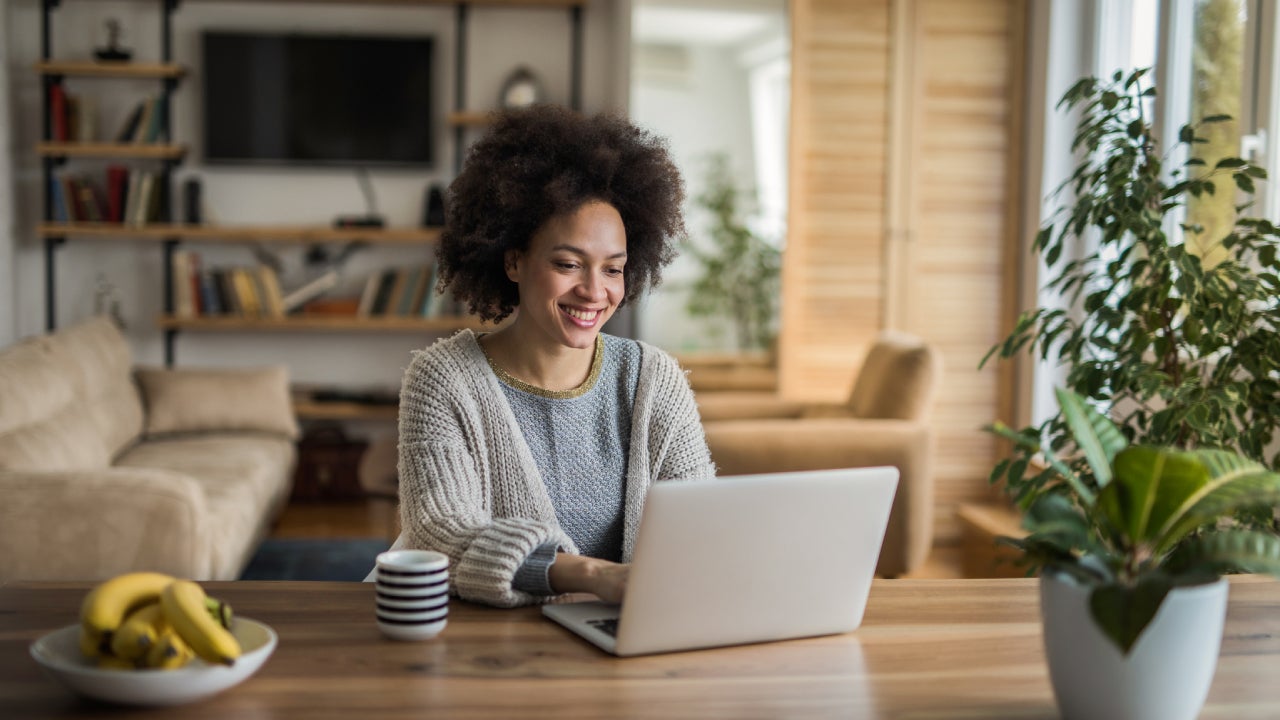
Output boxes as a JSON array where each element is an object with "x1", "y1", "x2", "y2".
[
  {"x1": 696, "y1": 332, "x2": 941, "y2": 577},
  {"x1": 0, "y1": 316, "x2": 298, "y2": 582}
]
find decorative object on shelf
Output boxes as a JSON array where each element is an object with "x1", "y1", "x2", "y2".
[
  {"x1": 93, "y1": 273, "x2": 126, "y2": 329},
  {"x1": 498, "y1": 66, "x2": 545, "y2": 109},
  {"x1": 182, "y1": 178, "x2": 201, "y2": 225},
  {"x1": 93, "y1": 19, "x2": 133, "y2": 62},
  {"x1": 987, "y1": 387, "x2": 1280, "y2": 720},
  {"x1": 423, "y1": 184, "x2": 446, "y2": 227}
]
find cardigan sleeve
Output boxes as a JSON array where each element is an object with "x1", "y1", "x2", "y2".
[
  {"x1": 396, "y1": 348, "x2": 564, "y2": 608},
  {"x1": 647, "y1": 349, "x2": 718, "y2": 482}
]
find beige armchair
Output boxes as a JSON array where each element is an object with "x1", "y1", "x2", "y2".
[{"x1": 698, "y1": 332, "x2": 941, "y2": 577}]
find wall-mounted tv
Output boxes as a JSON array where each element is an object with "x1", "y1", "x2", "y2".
[{"x1": 202, "y1": 31, "x2": 434, "y2": 167}]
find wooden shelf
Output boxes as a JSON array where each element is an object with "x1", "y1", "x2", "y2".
[
  {"x1": 190, "y1": 0, "x2": 584, "y2": 6},
  {"x1": 36, "y1": 142, "x2": 186, "y2": 160},
  {"x1": 157, "y1": 315, "x2": 486, "y2": 332},
  {"x1": 293, "y1": 398, "x2": 399, "y2": 421},
  {"x1": 36, "y1": 60, "x2": 185, "y2": 79},
  {"x1": 447, "y1": 111, "x2": 495, "y2": 127},
  {"x1": 38, "y1": 223, "x2": 442, "y2": 244}
]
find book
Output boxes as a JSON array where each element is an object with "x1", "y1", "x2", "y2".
[
  {"x1": 369, "y1": 269, "x2": 398, "y2": 315},
  {"x1": 256, "y1": 265, "x2": 286, "y2": 319},
  {"x1": 214, "y1": 269, "x2": 241, "y2": 316},
  {"x1": 131, "y1": 172, "x2": 155, "y2": 226},
  {"x1": 398, "y1": 265, "x2": 428, "y2": 316},
  {"x1": 171, "y1": 250, "x2": 195, "y2": 318},
  {"x1": 385, "y1": 269, "x2": 410, "y2": 317},
  {"x1": 231, "y1": 267, "x2": 261, "y2": 316},
  {"x1": 123, "y1": 172, "x2": 142, "y2": 227},
  {"x1": 281, "y1": 270, "x2": 340, "y2": 313},
  {"x1": 49, "y1": 176, "x2": 68, "y2": 223},
  {"x1": 114, "y1": 101, "x2": 145, "y2": 143},
  {"x1": 59, "y1": 176, "x2": 79, "y2": 222},
  {"x1": 419, "y1": 264, "x2": 440, "y2": 316},
  {"x1": 131, "y1": 98, "x2": 155, "y2": 144},
  {"x1": 197, "y1": 269, "x2": 223, "y2": 316},
  {"x1": 105, "y1": 166, "x2": 128, "y2": 223},
  {"x1": 74, "y1": 95, "x2": 96, "y2": 142},
  {"x1": 49, "y1": 84, "x2": 68, "y2": 142},
  {"x1": 356, "y1": 271, "x2": 382, "y2": 317}
]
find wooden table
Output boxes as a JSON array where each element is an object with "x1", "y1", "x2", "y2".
[{"x1": 3, "y1": 577, "x2": 1280, "y2": 719}]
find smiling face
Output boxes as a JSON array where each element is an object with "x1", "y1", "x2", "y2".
[{"x1": 505, "y1": 200, "x2": 627, "y2": 351}]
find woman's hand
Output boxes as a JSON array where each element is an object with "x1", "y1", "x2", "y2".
[{"x1": 548, "y1": 553, "x2": 629, "y2": 604}]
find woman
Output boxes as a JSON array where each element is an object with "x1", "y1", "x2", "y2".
[{"x1": 392, "y1": 105, "x2": 715, "y2": 608}]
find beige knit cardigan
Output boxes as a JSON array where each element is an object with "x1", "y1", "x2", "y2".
[{"x1": 393, "y1": 330, "x2": 715, "y2": 608}]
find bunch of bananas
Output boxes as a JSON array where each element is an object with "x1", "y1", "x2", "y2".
[{"x1": 79, "y1": 572, "x2": 242, "y2": 671}]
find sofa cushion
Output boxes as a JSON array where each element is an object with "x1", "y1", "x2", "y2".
[
  {"x1": 115, "y1": 433, "x2": 296, "y2": 579},
  {"x1": 0, "y1": 317, "x2": 143, "y2": 471},
  {"x1": 136, "y1": 366, "x2": 300, "y2": 440}
]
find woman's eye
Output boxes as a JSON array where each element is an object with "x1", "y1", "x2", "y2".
[
  {"x1": 555, "y1": 262, "x2": 579, "y2": 270},
  {"x1": 605, "y1": 267, "x2": 624, "y2": 276}
]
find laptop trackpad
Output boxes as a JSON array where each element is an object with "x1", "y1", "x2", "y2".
[{"x1": 542, "y1": 601, "x2": 621, "y2": 653}]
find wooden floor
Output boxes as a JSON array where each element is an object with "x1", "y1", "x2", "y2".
[{"x1": 270, "y1": 499, "x2": 966, "y2": 578}]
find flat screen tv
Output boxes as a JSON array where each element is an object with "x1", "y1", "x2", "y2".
[{"x1": 202, "y1": 31, "x2": 434, "y2": 167}]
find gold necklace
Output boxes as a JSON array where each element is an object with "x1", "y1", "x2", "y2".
[{"x1": 483, "y1": 334, "x2": 604, "y2": 399}]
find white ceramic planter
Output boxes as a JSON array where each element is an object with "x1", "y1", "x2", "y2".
[{"x1": 1040, "y1": 572, "x2": 1228, "y2": 720}]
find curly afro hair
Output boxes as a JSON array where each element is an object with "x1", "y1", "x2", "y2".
[{"x1": 437, "y1": 104, "x2": 686, "y2": 323}]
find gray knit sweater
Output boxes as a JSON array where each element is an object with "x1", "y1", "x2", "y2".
[{"x1": 395, "y1": 329, "x2": 715, "y2": 608}]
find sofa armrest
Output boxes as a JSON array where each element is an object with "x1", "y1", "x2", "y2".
[
  {"x1": 0, "y1": 467, "x2": 214, "y2": 582},
  {"x1": 135, "y1": 366, "x2": 299, "y2": 440},
  {"x1": 703, "y1": 418, "x2": 934, "y2": 577},
  {"x1": 695, "y1": 392, "x2": 810, "y2": 423}
]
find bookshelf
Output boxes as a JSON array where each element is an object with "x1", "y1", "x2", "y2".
[{"x1": 38, "y1": 0, "x2": 586, "y2": 375}]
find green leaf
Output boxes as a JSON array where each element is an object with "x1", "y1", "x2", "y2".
[
  {"x1": 1097, "y1": 447, "x2": 1209, "y2": 544},
  {"x1": 1214, "y1": 157, "x2": 1247, "y2": 169},
  {"x1": 1166, "y1": 530, "x2": 1280, "y2": 577},
  {"x1": 1088, "y1": 575, "x2": 1173, "y2": 655},
  {"x1": 1055, "y1": 387, "x2": 1126, "y2": 487},
  {"x1": 1151, "y1": 450, "x2": 1280, "y2": 553}
]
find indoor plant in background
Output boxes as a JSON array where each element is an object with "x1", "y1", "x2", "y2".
[
  {"x1": 990, "y1": 388, "x2": 1280, "y2": 720},
  {"x1": 985, "y1": 67, "x2": 1280, "y2": 469},
  {"x1": 684, "y1": 153, "x2": 782, "y2": 353},
  {"x1": 983, "y1": 66, "x2": 1280, "y2": 720}
]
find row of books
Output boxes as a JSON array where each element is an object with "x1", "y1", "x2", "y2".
[
  {"x1": 47, "y1": 86, "x2": 96, "y2": 143},
  {"x1": 171, "y1": 252, "x2": 289, "y2": 319},
  {"x1": 47, "y1": 89, "x2": 167, "y2": 144},
  {"x1": 114, "y1": 96, "x2": 169, "y2": 144},
  {"x1": 357, "y1": 264, "x2": 451, "y2": 318},
  {"x1": 50, "y1": 166, "x2": 161, "y2": 225}
]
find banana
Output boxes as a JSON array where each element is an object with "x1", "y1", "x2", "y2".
[
  {"x1": 80, "y1": 572, "x2": 175, "y2": 637},
  {"x1": 79, "y1": 626, "x2": 108, "y2": 660},
  {"x1": 145, "y1": 627, "x2": 194, "y2": 670},
  {"x1": 109, "y1": 603, "x2": 166, "y2": 662},
  {"x1": 204, "y1": 595, "x2": 234, "y2": 630},
  {"x1": 160, "y1": 580, "x2": 241, "y2": 666}
]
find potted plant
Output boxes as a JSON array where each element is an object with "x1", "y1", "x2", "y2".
[
  {"x1": 684, "y1": 153, "x2": 782, "y2": 353},
  {"x1": 984, "y1": 67, "x2": 1280, "y2": 467},
  {"x1": 983, "y1": 65, "x2": 1280, "y2": 720},
  {"x1": 990, "y1": 387, "x2": 1280, "y2": 720}
]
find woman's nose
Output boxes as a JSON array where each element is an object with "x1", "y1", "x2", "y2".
[{"x1": 576, "y1": 273, "x2": 606, "y2": 301}]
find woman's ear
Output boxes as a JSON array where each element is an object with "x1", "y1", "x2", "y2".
[{"x1": 504, "y1": 249, "x2": 522, "y2": 283}]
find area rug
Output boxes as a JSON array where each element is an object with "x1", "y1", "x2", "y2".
[{"x1": 238, "y1": 538, "x2": 390, "y2": 581}]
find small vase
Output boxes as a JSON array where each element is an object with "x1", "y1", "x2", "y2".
[{"x1": 1040, "y1": 572, "x2": 1228, "y2": 720}]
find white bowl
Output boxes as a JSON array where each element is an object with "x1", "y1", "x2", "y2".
[
  {"x1": 376, "y1": 605, "x2": 449, "y2": 624},
  {"x1": 29, "y1": 617, "x2": 277, "y2": 707},
  {"x1": 377, "y1": 617, "x2": 447, "y2": 641},
  {"x1": 375, "y1": 593, "x2": 449, "y2": 611}
]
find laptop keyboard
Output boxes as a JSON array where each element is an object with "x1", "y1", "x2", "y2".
[{"x1": 586, "y1": 618, "x2": 619, "y2": 637}]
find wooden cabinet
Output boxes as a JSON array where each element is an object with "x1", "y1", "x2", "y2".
[
  {"x1": 291, "y1": 426, "x2": 370, "y2": 503},
  {"x1": 784, "y1": 0, "x2": 1027, "y2": 542}
]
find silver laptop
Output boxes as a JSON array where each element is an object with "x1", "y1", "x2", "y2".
[{"x1": 541, "y1": 466, "x2": 898, "y2": 656}]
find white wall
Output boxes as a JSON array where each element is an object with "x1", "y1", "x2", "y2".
[
  {"x1": 630, "y1": 41, "x2": 763, "y2": 353},
  {"x1": 4, "y1": 0, "x2": 621, "y2": 388}
]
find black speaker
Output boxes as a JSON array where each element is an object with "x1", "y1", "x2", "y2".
[
  {"x1": 423, "y1": 184, "x2": 446, "y2": 227},
  {"x1": 183, "y1": 178, "x2": 202, "y2": 225}
]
